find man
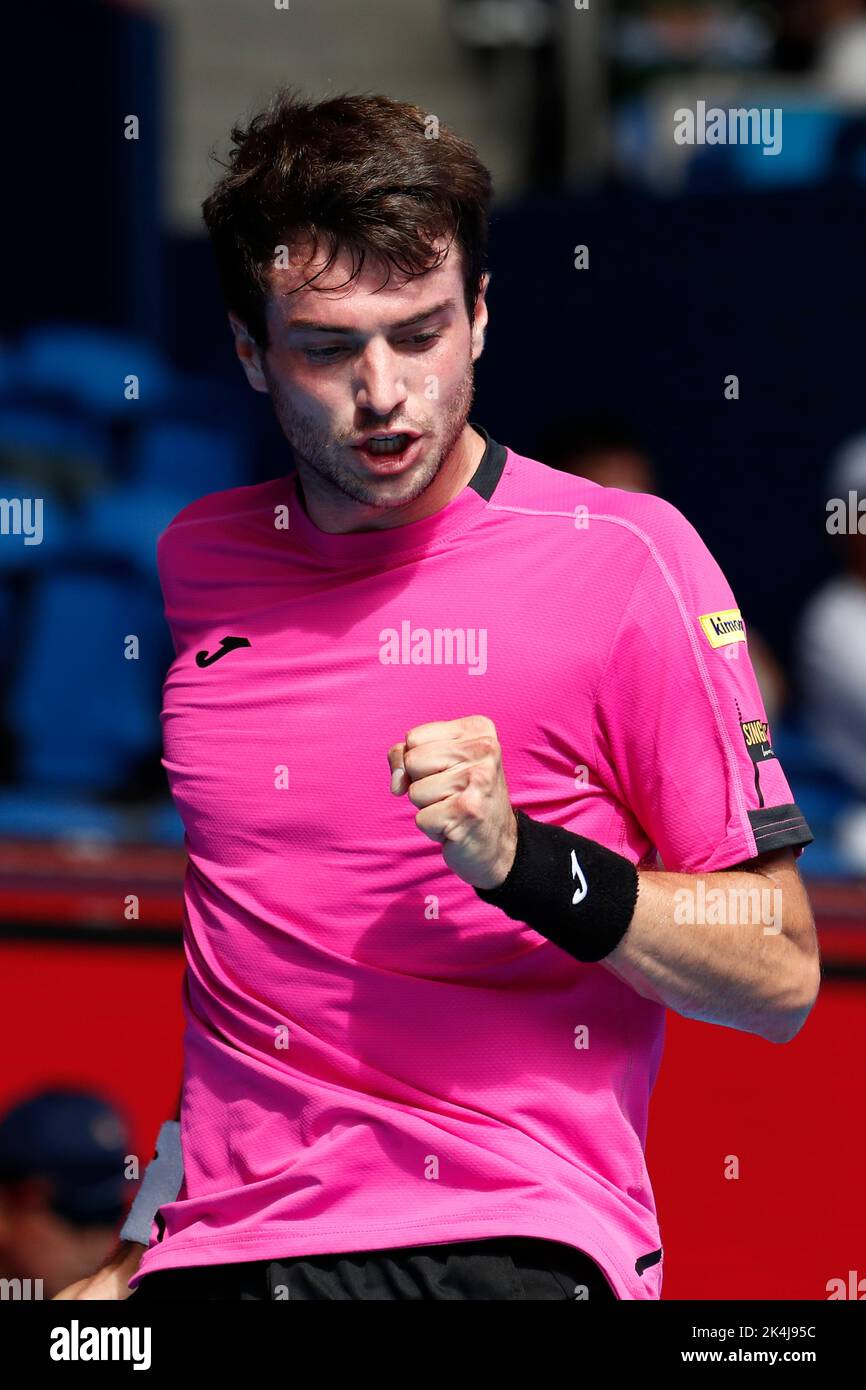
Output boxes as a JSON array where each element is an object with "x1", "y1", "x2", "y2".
[
  {"x1": 538, "y1": 413, "x2": 657, "y2": 495},
  {"x1": 59, "y1": 88, "x2": 818, "y2": 1302},
  {"x1": 0, "y1": 1089, "x2": 131, "y2": 1300},
  {"x1": 798, "y1": 433, "x2": 866, "y2": 801}
]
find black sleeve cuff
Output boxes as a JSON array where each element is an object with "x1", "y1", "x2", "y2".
[{"x1": 747, "y1": 803, "x2": 814, "y2": 854}]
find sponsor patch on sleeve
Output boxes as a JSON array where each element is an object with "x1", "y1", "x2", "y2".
[
  {"x1": 736, "y1": 701, "x2": 776, "y2": 808},
  {"x1": 698, "y1": 607, "x2": 746, "y2": 648},
  {"x1": 740, "y1": 716, "x2": 776, "y2": 763}
]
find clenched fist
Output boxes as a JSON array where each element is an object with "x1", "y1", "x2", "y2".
[{"x1": 387, "y1": 715, "x2": 518, "y2": 890}]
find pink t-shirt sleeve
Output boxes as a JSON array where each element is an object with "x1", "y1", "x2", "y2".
[
  {"x1": 156, "y1": 508, "x2": 202, "y2": 660},
  {"x1": 592, "y1": 497, "x2": 813, "y2": 873}
]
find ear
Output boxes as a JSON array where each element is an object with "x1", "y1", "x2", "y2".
[
  {"x1": 470, "y1": 272, "x2": 490, "y2": 362},
  {"x1": 228, "y1": 312, "x2": 270, "y2": 394}
]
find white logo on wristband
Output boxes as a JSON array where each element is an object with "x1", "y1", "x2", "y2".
[{"x1": 571, "y1": 851, "x2": 588, "y2": 905}]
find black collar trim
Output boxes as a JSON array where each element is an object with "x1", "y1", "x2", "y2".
[{"x1": 467, "y1": 422, "x2": 508, "y2": 501}]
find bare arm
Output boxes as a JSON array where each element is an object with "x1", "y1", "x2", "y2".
[{"x1": 600, "y1": 848, "x2": 821, "y2": 1043}]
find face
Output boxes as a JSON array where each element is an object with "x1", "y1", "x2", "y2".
[
  {"x1": 0, "y1": 1181, "x2": 119, "y2": 1297},
  {"x1": 229, "y1": 237, "x2": 489, "y2": 530},
  {"x1": 564, "y1": 450, "x2": 655, "y2": 494}
]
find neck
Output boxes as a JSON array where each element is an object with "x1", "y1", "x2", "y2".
[{"x1": 295, "y1": 422, "x2": 486, "y2": 535}]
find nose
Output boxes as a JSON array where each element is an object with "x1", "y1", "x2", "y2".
[{"x1": 353, "y1": 338, "x2": 408, "y2": 418}]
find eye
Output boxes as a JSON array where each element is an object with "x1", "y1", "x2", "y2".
[
  {"x1": 304, "y1": 330, "x2": 441, "y2": 362},
  {"x1": 305, "y1": 345, "x2": 348, "y2": 362},
  {"x1": 402, "y1": 331, "x2": 440, "y2": 347}
]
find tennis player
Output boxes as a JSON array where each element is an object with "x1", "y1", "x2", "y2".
[{"x1": 58, "y1": 88, "x2": 819, "y2": 1302}]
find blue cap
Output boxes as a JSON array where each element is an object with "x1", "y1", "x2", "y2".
[{"x1": 0, "y1": 1089, "x2": 130, "y2": 1226}]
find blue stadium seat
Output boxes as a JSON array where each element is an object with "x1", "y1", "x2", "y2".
[
  {"x1": 0, "y1": 473, "x2": 74, "y2": 572},
  {"x1": 0, "y1": 790, "x2": 134, "y2": 842},
  {"x1": 0, "y1": 407, "x2": 109, "y2": 476},
  {"x1": 5, "y1": 570, "x2": 168, "y2": 793},
  {"x1": 78, "y1": 484, "x2": 195, "y2": 579},
  {"x1": 0, "y1": 581, "x2": 13, "y2": 674},
  {"x1": 727, "y1": 106, "x2": 842, "y2": 186},
  {"x1": 17, "y1": 324, "x2": 174, "y2": 417},
  {"x1": 127, "y1": 419, "x2": 247, "y2": 495},
  {"x1": 0, "y1": 345, "x2": 15, "y2": 403},
  {"x1": 683, "y1": 105, "x2": 846, "y2": 189}
]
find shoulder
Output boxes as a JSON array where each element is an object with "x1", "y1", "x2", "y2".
[
  {"x1": 156, "y1": 477, "x2": 286, "y2": 565},
  {"x1": 503, "y1": 446, "x2": 709, "y2": 570}
]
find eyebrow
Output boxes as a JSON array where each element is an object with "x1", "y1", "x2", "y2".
[{"x1": 285, "y1": 297, "x2": 456, "y2": 335}]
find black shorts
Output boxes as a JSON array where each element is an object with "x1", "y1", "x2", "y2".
[{"x1": 129, "y1": 1234, "x2": 618, "y2": 1301}]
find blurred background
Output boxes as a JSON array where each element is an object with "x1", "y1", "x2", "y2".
[{"x1": 1, "y1": 0, "x2": 864, "y2": 1300}]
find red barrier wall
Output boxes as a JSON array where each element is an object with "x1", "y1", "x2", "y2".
[{"x1": 0, "y1": 941, "x2": 861, "y2": 1300}]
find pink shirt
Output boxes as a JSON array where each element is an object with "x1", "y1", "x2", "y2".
[{"x1": 128, "y1": 425, "x2": 811, "y2": 1299}]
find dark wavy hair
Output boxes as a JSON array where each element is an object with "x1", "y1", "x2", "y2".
[{"x1": 201, "y1": 87, "x2": 494, "y2": 349}]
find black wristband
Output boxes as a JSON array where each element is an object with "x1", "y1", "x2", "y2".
[{"x1": 474, "y1": 810, "x2": 640, "y2": 963}]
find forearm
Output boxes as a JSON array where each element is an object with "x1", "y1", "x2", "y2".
[
  {"x1": 475, "y1": 811, "x2": 818, "y2": 1044},
  {"x1": 603, "y1": 867, "x2": 817, "y2": 1041}
]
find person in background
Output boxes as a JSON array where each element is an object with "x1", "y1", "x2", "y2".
[
  {"x1": 772, "y1": 0, "x2": 866, "y2": 96},
  {"x1": 537, "y1": 413, "x2": 656, "y2": 495},
  {"x1": 0, "y1": 1089, "x2": 130, "y2": 1299},
  {"x1": 798, "y1": 434, "x2": 866, "y2": 799},
  {"x1": 537, "y1": 414, "x2": 788, "y2": 725}
]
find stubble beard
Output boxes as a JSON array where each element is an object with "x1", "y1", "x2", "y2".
[{"x1": 263, "y1": 358, "x2": 476, "y2": 511}]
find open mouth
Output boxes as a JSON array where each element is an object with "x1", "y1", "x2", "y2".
[
  {"x1": 365, "y1": 432, "x2": 414, "y2": 455},
  {"x1": 351, "y1": 433, "x2": 422, "y2": 469}
]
